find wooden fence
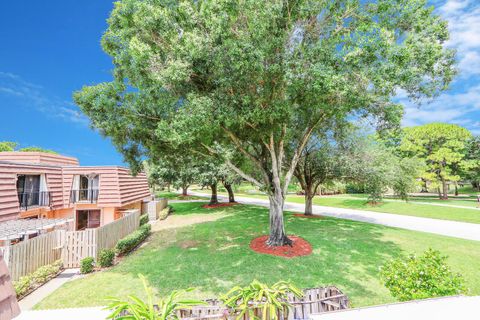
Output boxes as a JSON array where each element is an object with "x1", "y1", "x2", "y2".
[
  {"x1": 123, "y1": 286, "x2": 349, "y2": 320},
  {"x1": 2, "y1": 231, "x2": 64, "y2": 281},
  {"x1": 63, "y1": 210, "x2": 140, "y2": 268},
  {"x1": 2, "y1": 209, "x2": 141, "y2": 279}
]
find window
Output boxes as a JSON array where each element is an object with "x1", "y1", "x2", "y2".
[
  {"x1": 71, "y1": 174, "x2": 99, "y2": 203},
  {"x1": 17, "y1": 175, "x2": 49, "y2": 209}
]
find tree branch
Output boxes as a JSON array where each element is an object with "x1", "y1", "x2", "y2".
[
  {"x1": 283, "y1": 114, "x2": 325, "y2": 195},
  {"x1": 200, "y1": 143, "x2": 263, "y2": 188},
  {"x1": 221, "y1": 126, "x2": 270, "y2": 184}
]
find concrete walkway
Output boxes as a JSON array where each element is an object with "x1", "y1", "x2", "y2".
[
  {"x1": 19, "y1": 268, "x2": 80, "y2": 311},
  {"x1": 189, "y1": 192, "x2": 480, "y2": 241},
  {"x1": 310, "y1": 296, "x2": 480, "y2": 320},
  {"x1": 330, "y1": 195, "x2": 480, "y2": 210}
]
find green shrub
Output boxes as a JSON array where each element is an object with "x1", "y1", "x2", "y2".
[
  {"x1": 115, "y1": 224, "x2": 151, "y2": 256},
  {"x1": 80, "y1": 257, "x2": 95, "y2": 274},
  {"x1": 98, "y1": 249, "x2": 115, "y2": 268},
  {"x1": 14, "y1": 260, "x2": 63, "y2": 298},
  {"x1": 380, "y1": 249, "x2": 466, "y2": 301},
  {"x1": 139, "y1": 214, "x2": 149, "y2": 226}
]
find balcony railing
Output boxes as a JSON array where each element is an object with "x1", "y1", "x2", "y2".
[
  {"x1": 70, "y1": 189, "x2": 99, "y2": 203},
  {"x1": 17, "y1": 191, "x2": 51, "y2": 211}
]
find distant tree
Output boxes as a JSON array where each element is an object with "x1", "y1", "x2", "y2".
[
  {"x1": 18, "y1": 146, "x2": 58, "y2": 154},
  {"x1": 344, "y1": 136, "x2": 422, "y2": 203},
  {"x1": 0, "y1": 142, "x2": 58, "y2": 154},
  {"x1": 197, "y1": 161, "x2": 223, "y2": 205},
  {"x1": 75, "y1": 0, "x2": 455, "y2": 246},
  {"x1": 147, "y1": 151, "x2": 201, "y2": 196},
  {"x1": 465, "y1": 136, "x2": 480, "y2": 192},
  {"x1": 0, "y1": 141, "x2": 17, "y2": 152},
  {"x1": 392, "y1": 157, "x2": 424, "y2": 201},
  {"x1": 294, "y1": 128, "x2": 351, "y2": 215},
  {"x1": 400, "y1": 123, "x2": 472, "y2": 199}
]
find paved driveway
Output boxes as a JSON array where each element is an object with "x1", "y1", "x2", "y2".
[{"x1": 189, "y1": 192, "x2": 480, "y2": 241}]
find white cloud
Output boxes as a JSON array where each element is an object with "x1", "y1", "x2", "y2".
[
  {"x1": 437, "y1": 0, "x2": 480, "y2": 77},
  {"x1": 0, "y1": 72, "x2": 88, "y2": 125},
  {"x1": 402, "y1": 84, "x2": 480, "y2": 127},
  {"x1": 400, "y1": 1, "x2": 480, "y2": 135}
]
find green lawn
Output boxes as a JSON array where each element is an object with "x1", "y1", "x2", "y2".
[
  {"x1": 156, "y1": 191, "x2": 206, "y2": 201},
  {"x1": 198, "y1": 188, "x2": 480, "y2": 224},
  {"x1": 36, "y1": 202, "x2": 480, "y2": 310}
]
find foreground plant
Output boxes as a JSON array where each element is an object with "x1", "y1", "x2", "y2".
[
  {"x1": 221, "y1": 280, "x2": 303, "y2": 320},
  {"x1": 380, "y1": 248, "x2": 466, "y2": 301},
  {"x1": 106, "y1": 274, "x2": 204, "y2": 320}
]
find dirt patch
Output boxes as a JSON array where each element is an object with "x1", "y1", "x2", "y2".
[
  {"x1": 202, "y1": 202, "x2": 238, "y2": 209},
  {"x1": 151, "y1": 213, "x2": 228, "y2": 232},
  {"x1": 293, "y1": 213, "x2": 324, "y2": 219},
  {"x1": 250, "y1": 235, "x2": 312, "y2": 258},
  {"x1": 179, "y1": 240, "x2": 200, "y2": 249}
]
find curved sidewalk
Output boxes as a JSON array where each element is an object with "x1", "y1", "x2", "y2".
[{"x1": 189, "y1": 192, "x2": 480, "y2": 241}]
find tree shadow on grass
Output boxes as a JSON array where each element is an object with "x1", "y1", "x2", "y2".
[{"x1": 116, "y1": 203, "x2": 402, "y2": 307}]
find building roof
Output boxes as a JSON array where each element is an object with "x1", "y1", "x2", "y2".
[{"x1": 0, "y1": 152, "x2": 79, "y2": 166}]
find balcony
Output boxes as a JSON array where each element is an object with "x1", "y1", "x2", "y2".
[
  {"x1": 70, "y1": 189, "x2": 99, "y2": 203},
  {"x1": 17, "y1": 191, "x2": 51, "y2": 211}
]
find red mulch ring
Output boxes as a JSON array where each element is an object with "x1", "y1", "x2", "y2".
[
  {"x1": 293, "y1": 213, "x2": 324, "y2": 219},
  {"x1": 202, "y1": 202, "x2": 238, "y2": 209},
  {"x1": 250, "y1": 235, "x2": 312, "y2": 258}
]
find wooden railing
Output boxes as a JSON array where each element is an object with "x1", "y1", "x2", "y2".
[{"x1": 121, "y1": 287, "x2": 349, "y2": 320}]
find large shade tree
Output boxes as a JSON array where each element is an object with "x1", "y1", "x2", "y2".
[
  {"x1": 400, "y1": 123, "x2": 472, "y2": 199},
  {"x1": 75, "y1": 0, "x2": 455, "y2": 246}
]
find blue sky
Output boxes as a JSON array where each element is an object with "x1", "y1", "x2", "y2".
[{"x1": 0, "y1": 1, "x2": 479, "y2": 166}]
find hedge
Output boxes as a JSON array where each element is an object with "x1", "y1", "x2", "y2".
[
  {"x1": 115, "y1": 223, "x2": 151, "y2": 256},
  {"x1": 139, "y1": 214, "x2": 149, "y2": 226},
  {"x1": 14, "y1": 260, "x2": 63, "y2": 298}
]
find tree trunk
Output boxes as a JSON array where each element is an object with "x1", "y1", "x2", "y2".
[
  {"x1": 267, "y1": 192, "x2": 292, "y2": 247},
  {"x1": 441, "y1": 179, "x2": 448, "y2": 200},
  {"x1": 167, "y1": 184, "x2": 171, "y2": 192},
  {"x1": 437, "y1": 187, "x2": 442, "y2": 199},
  {"x1": 304, "y1": 183, "x2": 314, "y2": 216},
  {"x1": 454, "y1": 182, "x2": 459, "y2": 196},
  {"x1": 182, "y1": 186, "x2": 188, "y2": 196},
  {"x1": 421, "y1": 179, "x2": 428, "y2": 193},
  {"x1": 209, "y1": 183, "x2": 218, "y2": 205},
  {"x1": 223, "y1": 182, "x2": 235, "y2": 203},
  {"x1": 305, "y1": 193, "x2": 314, "y2": 216}
]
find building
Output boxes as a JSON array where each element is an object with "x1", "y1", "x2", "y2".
[{"x1": 0, "y1": 152, "x2": 151, "y2": 234}]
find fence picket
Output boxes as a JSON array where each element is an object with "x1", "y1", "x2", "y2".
[{"x1": 0, "y1": 208, "x2": 142, "y2": 279}]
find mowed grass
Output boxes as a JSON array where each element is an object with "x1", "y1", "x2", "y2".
[
  {"x1": 35, "y1": 202, "x2": 480, "y2": 310},
  {"x1": 199, "y1": 188, "x2": 480, "y2": 224},
  {"x1": 156, "y1": 191, "x2": 206, "y2": 201}
]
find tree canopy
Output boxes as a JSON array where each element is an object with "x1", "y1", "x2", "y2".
[
  {"x1": 0, "y1": 141, "x2": 17, "y2": 152},
  {"x1": 400, "y1": 123, "x2": 472, "y2": 199},
  {"x1": 75, "y1": 0, "x2": 455, "y2": 245},
  {"x1": 0, "y1": 141, "x2": 58, "y2": 154}
]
